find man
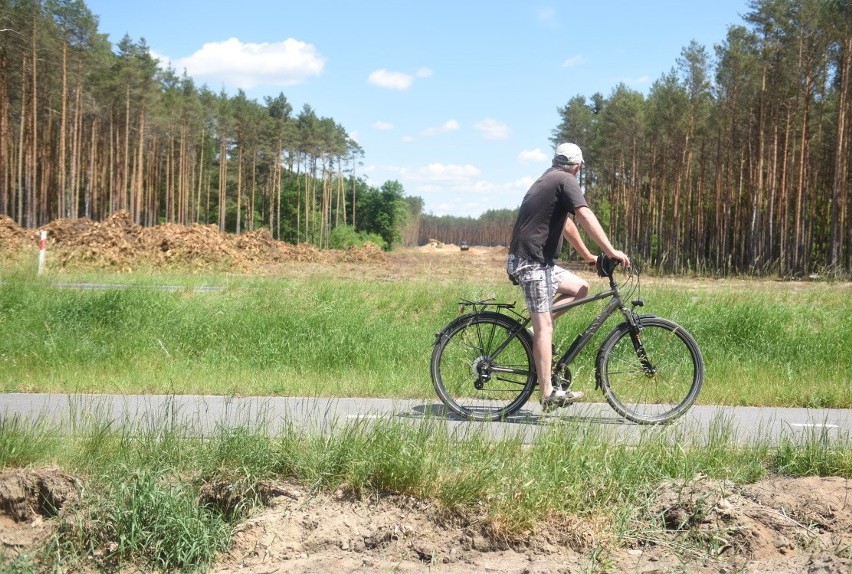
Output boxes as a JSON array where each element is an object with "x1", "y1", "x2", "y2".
[{"x1": 506, "y1": 142, "x2": 630, "y2": 412}]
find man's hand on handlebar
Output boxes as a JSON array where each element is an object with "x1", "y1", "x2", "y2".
[
  {"x1": 609, "y1": 250, "x2": 630, "y2": 269},
  {"x1": 595, "y1": 252, "x2": 631, "y2": 277}
]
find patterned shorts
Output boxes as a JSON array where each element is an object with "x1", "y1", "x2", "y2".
[{"x1": 506, "y1": 255, "x2": 571, "y2": 314}]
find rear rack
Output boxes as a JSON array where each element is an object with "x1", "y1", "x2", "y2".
[{"x1": 458, "y1": 298, "x2": 517, "y2": 313}]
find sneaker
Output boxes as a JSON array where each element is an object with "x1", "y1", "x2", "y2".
[{"x1": 540, "y1": 389, "x2": 584, "y2": 413}]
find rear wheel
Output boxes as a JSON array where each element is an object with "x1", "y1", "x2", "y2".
[
  {"x1": 597, "y1": 317, "x2": 704, "y2": 424},
  {"x1": 431, "y1": 312, "x2": 536, "y2": 421}
]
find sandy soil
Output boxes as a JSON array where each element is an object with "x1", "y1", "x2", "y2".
[{"x1": 0, "y1": 469, "x2": 850, "y2": 573}]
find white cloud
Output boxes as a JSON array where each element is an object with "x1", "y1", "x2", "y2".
[
  {"x1": 536, "y1": 7, "x2": 560, "y2": 28},
  {"x1": 419, "y1": 163, "x2": 481, "y2": 180},
  {"x1": 561, "y1": 55, "x2": 585, "y2": 68},
  {"x1": 368, "y1": 69, "x2": 414, "y2": 90},
  {"x1": 150, "y1": 49, "x2": 171, "y2": 69},
  {"x1": 362, "y1": 162, "x2": 534, "y2": 217},
  {"x1": 362, "y1": 161, "x2": 478, "y2": 184},
  {"x1": 474, "y1": 118, "x2": 511, "y2": 140},
  {"x1": 419, "y1": 176, "x2": 533, "y2": 216},
  {"x1": 518, "y1": 148, "x2": 548, "y2": 164},
  {"x1": 420, "y1": 120, "x2": 460, "y2": 136},
  {"x1": 368, "y1": 67, "x2": 433, "y2": 90},
  {"x1": 174, "y1": 37, "x2": 324, "y2": 89},
  {"x1": 373, "y1": 121, "x2": 394, "y2": 130},
  {"x1": 624, "y1": 75, "x2": 652, "y2": 86}
]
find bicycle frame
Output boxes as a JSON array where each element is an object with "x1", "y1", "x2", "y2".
[
  {"x1": 550, "y1": 285, "x2": 631, "y2": 372},
  {"x1": 464, "y1": 272, "x2": 644, "y2": 383}
]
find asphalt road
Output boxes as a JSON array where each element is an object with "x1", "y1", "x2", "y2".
[{"x1": 1, "y1": 393, "x2": 850, "y2": 445}]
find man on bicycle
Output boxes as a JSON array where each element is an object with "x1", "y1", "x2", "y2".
[{"x1": 506, "y1": 142, "x2": 630, "y2": 412}]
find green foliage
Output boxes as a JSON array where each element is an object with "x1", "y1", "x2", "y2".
[
  {"x1": 0, "y1": 416, "x2": 59, "y2": 469},
  {"x1": 328, "y1": 225, "x2": 387, "y2": 250},
  {"x1": 61, "y1": 467, "x2": 231, "y2": 573},
  {"x1": 356, "y1": 180, "x2": 409, "y2": 249},
  {"x1": 551, "y1": 94, "x2": 599, "y2": 153}
]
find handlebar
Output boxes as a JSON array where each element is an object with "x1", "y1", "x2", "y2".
[{"x1": 595, "y1": 253, "x2": 621, "y2": 278}]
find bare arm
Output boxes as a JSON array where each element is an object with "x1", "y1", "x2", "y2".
[
  {"x1": 573, "y1": 206, "x2": 630, "y2": 267},
  {"x1": 562, "y1": 217, "x2": 596, "y2": 265}
]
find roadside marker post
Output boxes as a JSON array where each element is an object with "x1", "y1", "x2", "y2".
[{"x1": 37, "y1": 230, "x2": 47, "y2": 274}]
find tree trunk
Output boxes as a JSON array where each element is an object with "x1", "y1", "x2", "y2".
[
  {"x1": 830, "y1": 34, "x2": 851, "y2": 273},
  {"x1": 794, "y1": 70, "x2": 811, "y2": 273},
  {"x1": 0, "y1": 42, "x2": 8, "y2": 217},
  {"x1": 218, "y1": 135, "x2": 227, "y2": 231},
  {"x1": 236, "y1": 146, "x2": 242, "y2": 234},
  {"x1": 59, "y1": 42, "x2": 67, "y2": 217},
  {"x1": 28, "y1": 17, "x2": 37, "y2": 227}
]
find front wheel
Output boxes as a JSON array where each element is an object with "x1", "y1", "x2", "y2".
[
  {"x1": 597, "y1": 316, "x2": 704, "y2": 424},
  {"x1": 431, "y1": 311, "x2": 536, "y2": 421}
]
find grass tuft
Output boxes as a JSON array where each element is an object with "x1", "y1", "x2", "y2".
[{"x1": 55, "y1": 467, "x2": 231, "y2": 573}]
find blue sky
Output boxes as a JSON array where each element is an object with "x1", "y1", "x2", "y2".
[{"x1": 85, "y1": 0, "x2": 752, "y2": 218}]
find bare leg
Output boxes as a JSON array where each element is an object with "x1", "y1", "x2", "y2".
[
  {"x1": 529, "y1": 272, "x2": 589, "y2": 336},
  {"x1": 530, "y1": 311, "x2": 554, "y2": 398},
  {"x1": 530, "y1": 268, "x2": 588, "y2": 402},
  {"x1": 552, "y1": 272, "x2": 588, "y2": 321},
  {"x1": 537, "y1": 271, "x2": 588, "y2": 405}
]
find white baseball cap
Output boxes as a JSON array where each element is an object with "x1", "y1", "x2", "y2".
[{"x1": 554, "y1": 143, "x2": 584, "y2": 165}]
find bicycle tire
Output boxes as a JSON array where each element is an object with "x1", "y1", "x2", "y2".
[
  {"x1": 596, "y1": 316, "x2": 704, "y2": 424},
  {"x1": 431, "y1": 311, "x2": 536, "y2": 421}
]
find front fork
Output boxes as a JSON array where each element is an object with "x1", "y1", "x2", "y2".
[
  {"x1": 594, "y1": 311, "x2": 657, "y2": 391},
  {"x1": 623, "y1": 308, "x2": 657, "y2": 375},
  {"x1": 629, "y1": 328, "x2": 657, "y2": 375}
]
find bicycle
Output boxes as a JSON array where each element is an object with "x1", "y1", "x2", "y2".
[{"x1": 430, "y1": 255, "x2": 704, "y2": 424}]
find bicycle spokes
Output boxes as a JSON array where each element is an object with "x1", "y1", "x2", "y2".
[
  {"x1": 598, "y1": 318, "x2": 704, "y2": 424},
  {"x1": 430, "y1": 311, "x2": 536, "y2": 421}
]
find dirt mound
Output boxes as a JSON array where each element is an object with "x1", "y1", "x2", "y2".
[
  {"x1": 0, "y1": 468, "x2": 80, "y2": 560},
  {"x1": 4, "y1": 469, "x2": 847, "y2": 573},
  {"x1": 208, "y1": 475, "x2": 852, "y2": 574},
  {"x1": 0, "y1": 212, "x2": 385, "y2": 272},
  {"x1": 0, "y1": 215, "x2": 37, "y2": 255},
  {"x1": 648, "y1": 474, "x2": 852, "y2": 573}
]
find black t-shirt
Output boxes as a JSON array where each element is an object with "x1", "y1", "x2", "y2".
[{"x1": 508, "y1": 166, "x2": 588, "y2": 266}]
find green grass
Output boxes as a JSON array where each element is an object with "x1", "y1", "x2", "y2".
[
  {"x1": 1, "y1": 267, "x2": 849, "y2": 407},
  {"x1": 2, "y1": 262, "x2": 849, "y2": 571},
  {"x1": 0, "y1": 411, "x2": 849, "y2": 572},
  {"x1": 54, "y1": 466, "x2": 231, "y2": 572}
]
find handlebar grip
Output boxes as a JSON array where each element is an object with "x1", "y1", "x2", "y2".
[{"x1": 595, "y1": 254, "x2": 620, "y2": 278}]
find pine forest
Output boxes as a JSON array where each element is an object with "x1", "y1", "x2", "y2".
[{"x1": 1, "y1": 0, "x2": 850, "y2": 276}]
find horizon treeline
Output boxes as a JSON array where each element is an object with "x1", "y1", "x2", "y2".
[{"x1": 1, "y1": 0, "x2": 850, "y2": 277}]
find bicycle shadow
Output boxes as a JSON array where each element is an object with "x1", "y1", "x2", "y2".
[{"x1": 404, "y1": 402, "x2": 631, "y2": 426}]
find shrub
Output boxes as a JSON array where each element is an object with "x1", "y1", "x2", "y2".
[{"x1": 329, "y1": 225, "x2": 387, "y2": 250}]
